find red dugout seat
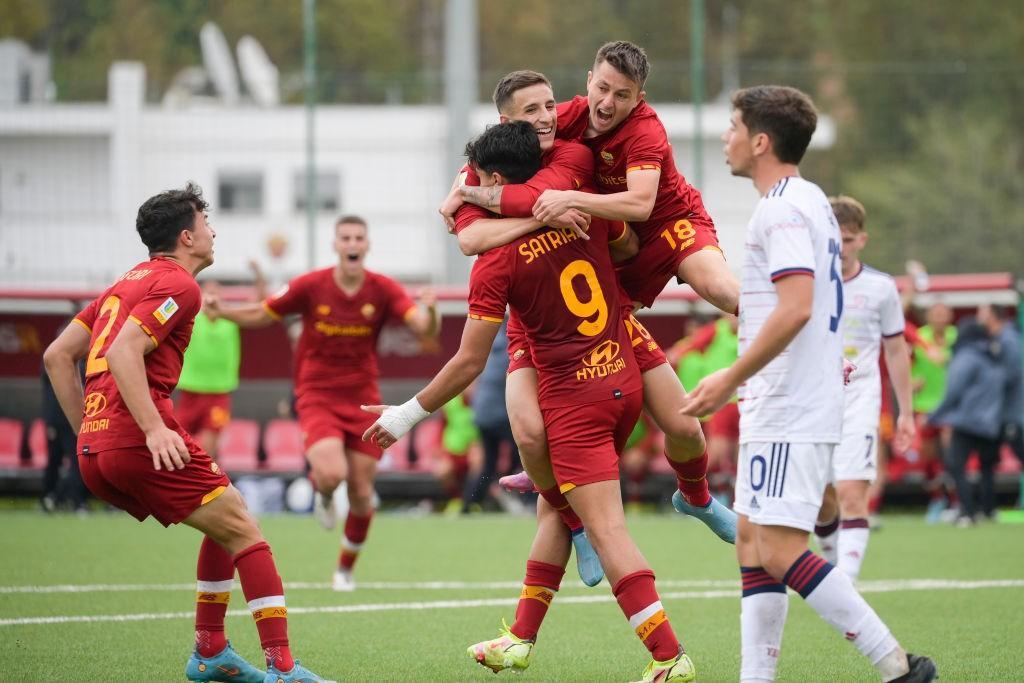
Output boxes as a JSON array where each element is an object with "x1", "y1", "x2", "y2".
[
  {"x1": 28, "y1": 419, "x2": 48, "y2": 469},
  {"x1": 263, "y1": 419, "x2": 306, "y2": 472},
  {"x1": 0, "y1": 418, "x2": 24, "y2": 469},
  {"x1": 216, "y1": 419, "x2": 260, "y2": 472}
]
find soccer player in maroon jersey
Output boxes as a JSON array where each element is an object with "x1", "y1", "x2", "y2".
[
  {"x1": 440, "y1": 69, "x2": 737, "y2": 549},
  {"x1": 208, "y1": 215, "x2": 438, "y2": 591},
  {"x1": 43, "y1": 184, "x2": 330, "y2": 683},
  {"x1": 367, "y1": 122, "x2": 696, "y2": 683}
]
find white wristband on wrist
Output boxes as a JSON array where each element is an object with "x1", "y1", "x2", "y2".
[{"x1": 375, "y1": 396, "x2": 430, "y2": 441}]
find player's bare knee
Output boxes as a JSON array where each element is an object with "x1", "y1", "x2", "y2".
[
  {"x1": 665, "y1": 426, "x2": 706, "y2": 461},
  {"x1": 312, "y1": 468, "x2": 345, "y2": 495}
]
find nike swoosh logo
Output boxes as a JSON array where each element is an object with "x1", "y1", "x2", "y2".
[{"x1": 217, "y1": 665, "x2": 241, "y2": 676}]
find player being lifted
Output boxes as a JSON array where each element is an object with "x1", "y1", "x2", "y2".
[
  {"x1": 208, "y1": 215, "x2": 438, "y2": 591},
  {"x1": 43, "y1": 184, "x2": 329, "y2": 683},
  {"x1": 680, "y1": 86, "x2": 936, "y2": 682},
  {"x1": 813, "y1": 196, "x2": 915, "y2": 580},
  {"x1": 442, "y1": 54, "x2": 738, "y2": 552},
  {"x1": 367, "y1": 121, "x2": 696, "y2": 683}
]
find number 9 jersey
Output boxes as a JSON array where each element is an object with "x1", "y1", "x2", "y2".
[
  {"x1": 466, "y1": 218, "x2": 642, "y2": 410},
  {"x1": 73, "y1": 256, "x2": 202, "y2": 454},
  {"x1": 738, "y1": 176, "x2": 844, "y2": 445}
]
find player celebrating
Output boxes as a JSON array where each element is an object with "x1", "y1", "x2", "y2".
[
  {"x1": 43, "y1": 184, "x2": 329, "y2": 683},
  {"x1": 680, "y1": 86, "x2": 936, "y2": 682},
  {"x1": 208, "y1": 215, "x2": 438, "y2": 591},
  {"x1": 443, "y1": 67, "x2": 737, "y2": 551},
  {"x1": 367, "y1": 121, "x2": 696, "y2": 683},
  {"x1": 813, "y1": 196, "x2": 915, "y2": 580}
]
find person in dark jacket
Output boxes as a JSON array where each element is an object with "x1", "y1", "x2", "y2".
[
  {"x1": 977, "y1": 304, "x2": 1023, "y2": 506},
  {"x1": 929, "y1": 319, "x2": 1007, "y2": 525}
]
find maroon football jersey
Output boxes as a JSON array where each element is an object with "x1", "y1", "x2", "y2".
[
  {"x1": 556, "y1": 96, "x2": 712, "y2": 242},
  {"x1": 466, "y1": 217, "x2": 641, "y2": 409},
  {"x1": 75, "y1": 257, "x2": 202, "y2": 454},
  {"x1": 264, "y1": 268, "x2": 416, "y2": 395}
]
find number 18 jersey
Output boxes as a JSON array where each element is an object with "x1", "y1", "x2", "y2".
[
  {"x1": 738, "y1": 176, "x2": 844, "y2": 444},
  {"x1": 467, "y1": 218, "x2": 642, "y2": 409}
]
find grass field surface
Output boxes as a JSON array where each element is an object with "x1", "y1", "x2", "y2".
[{"x1": 3, "y1": 509, "x2": 1022, "y2": 681}]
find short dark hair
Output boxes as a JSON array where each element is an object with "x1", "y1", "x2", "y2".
[
  {"x1": 335, "y1": 215, "x2": 368, "y2": 230},
  {"x1": 135, "y1": 182, "x2": 208, "y2": 254},
  {"x1": 492, "y1": 70, "x2": 552, "y2": 114},
  {"x1": 731, "y1": 85, "x2": 818, "y2": 164},
  {"x1": 594, "y1": 41, "x2": 650, "y2": 89},
  {"x1": 464, "y1": 121, "x2": 542, "y2": 184},
  {"x1": 830, "y1": 195, "x2": 866, "y2": 232}
]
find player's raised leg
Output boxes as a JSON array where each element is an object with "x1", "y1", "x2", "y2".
[
  {"x1": 186, "y1": 486, "x2": 331, "y2": 682},
  {"x1": 333, "y1": 448, "x2": 378, "y2": 591},
  {"x1": 305, "y1": 437, "x2": 346, "y2": 531},
  {"x1": 468, "y1": 497, "x2": 571, "y2": 673},
  {"x1": 677, "y1": 247, "x2": 740, "y2": 316},
  {"x1": 641, "y1": 360, "x2": 737, "y2": 542},
  {"x1": 505, "y1": 366, "x2": 603, "y2": 586}
]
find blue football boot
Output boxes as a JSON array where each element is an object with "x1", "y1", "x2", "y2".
[
  {"x1": 672, "y1": 490, "x2": 737, "y2": 544},
  {"x1": 571, "y1": 528, "x2": 605, "y2": 587},
  {"x1": 263, "y1": 661, "x2": 336, "y2": 683},
  {"x1": 186, "y1": 642, "x2": 265, "y2": 683}
]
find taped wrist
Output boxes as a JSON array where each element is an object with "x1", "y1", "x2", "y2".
[{"x1": 375, "y1": 396, "x2": 430, "y2": 440}]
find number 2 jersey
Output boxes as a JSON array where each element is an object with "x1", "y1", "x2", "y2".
[
  {"x1": 466, "y1": 217, "x2": 642, "y2": 409},
  {"x1": 738, "y1": 176, "x2": 844, "y2": 444},
  {"x1": 73, "y1": 257, "x2": 202, "y2": 454}
]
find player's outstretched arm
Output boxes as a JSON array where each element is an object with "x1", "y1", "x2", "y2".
[
  {"x1": 883, "y1": 334, "x2": 917, "y2": 452},
  {"x1": 457, "y1": 216, "x2": 545, "y2": 256},
  {"x1": 42, "y1": 322, "x2": 91, "y2": 429},
  {"x1": 533, "y1": 168, "x2": 660, "y2": 224},
  {"x1": 105, "y1": 323, "x2": 191, "y2": 471},
  {"x1": 206, "y1": 298, "x2": 277, "y2": 328},
  {"x1": 362, "y1": 318, "x2": 500, "y2": 447},
  {"x1": 680, "y1": 274, "x2": 813, "y2": 417}
]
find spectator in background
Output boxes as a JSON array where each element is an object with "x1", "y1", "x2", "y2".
[
  {"x1": 462, "y1": 322, "x2": 523, "y2": 512},
  {"x1": 40, "y1": 358, "x2": 87, "y2": 513},
  {"x1": 928, "y1": 320, "x2": 1006, "y2": 526},
  {"x1": 667, "y1": 314, "x2": 740, "y2": 504},
  {"x1": 435, "y1": 392, "x2": 481, "y2": 513},
  {"x1": 912, "y1": 301, "x2": 958, "y2": 521},
  {"x1": 175, "y1": 280, "x2": 241, "y2": 458},
  {"x1": 977, "y1": 304, "x2": 1024, "y2": 506}
]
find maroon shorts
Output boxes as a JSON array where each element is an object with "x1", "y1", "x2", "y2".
[
  {"x1": 79, "y1": 436, "x2": 230, "y2": 527},
  {"x1": 542, "y1": 389, "x2": 644, "y2": 491},
  {"x1": 622, "y1": 311, "x2": 668, "y2": 373},
  {"x1": 617, "y1": 215, "x2": 722, "y2": 308},
  {"x1": 175, "y1": 390, "x2": 231, "y2": 435},
  {"x1": 296, "y1": 389, "x2": 382, "y2": 459}
]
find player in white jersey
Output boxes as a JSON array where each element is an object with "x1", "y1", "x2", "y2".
[
  {"x1": 680, "y1": 85, "x2": 936, "y2": 683},
  {"x1": 814, "y1": 196, "x2": 915, "y2": 580}
]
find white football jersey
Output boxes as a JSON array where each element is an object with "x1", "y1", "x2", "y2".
[
  {"x1": 841, "y1": 264, "x2": 905, "y2": 427},
  {"x1": 738, "y1": 176, "x2": 844, "y2": 444}
]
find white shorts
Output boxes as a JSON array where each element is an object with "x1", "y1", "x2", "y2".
[
  {"x1": 831, "y1": 425, "x2": 879, "y2": 482},
  {"x1": 735, "y1": 442, "x2": 834, "y2": 532}
]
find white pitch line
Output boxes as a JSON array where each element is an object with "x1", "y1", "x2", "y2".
[
  {"x1": 0, "y1": 578, "x2": 738, "y2": 595},
  {"x1": 0, "y1": 579, "x2": 1021, "y2": 628}
]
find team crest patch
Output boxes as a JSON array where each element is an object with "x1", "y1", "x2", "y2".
[
  {"x1": 361, "y1": 303, "x2": 376, "y2": 319},
  {"x1": 512, "y1": 349, "x2": 525, "y2": 361},
  {"x1": 317, "y1": 304, "x2": 331, "y2": 316},
  {"x1": 600, "y1": 150, "x2": 614, "y2": 164},
  {"x1": 211, "y1": 461, "x2": 221, "y2": 475},
  {"x1": 152, "y1": 297, "x2": 179, "y2": 325}
]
